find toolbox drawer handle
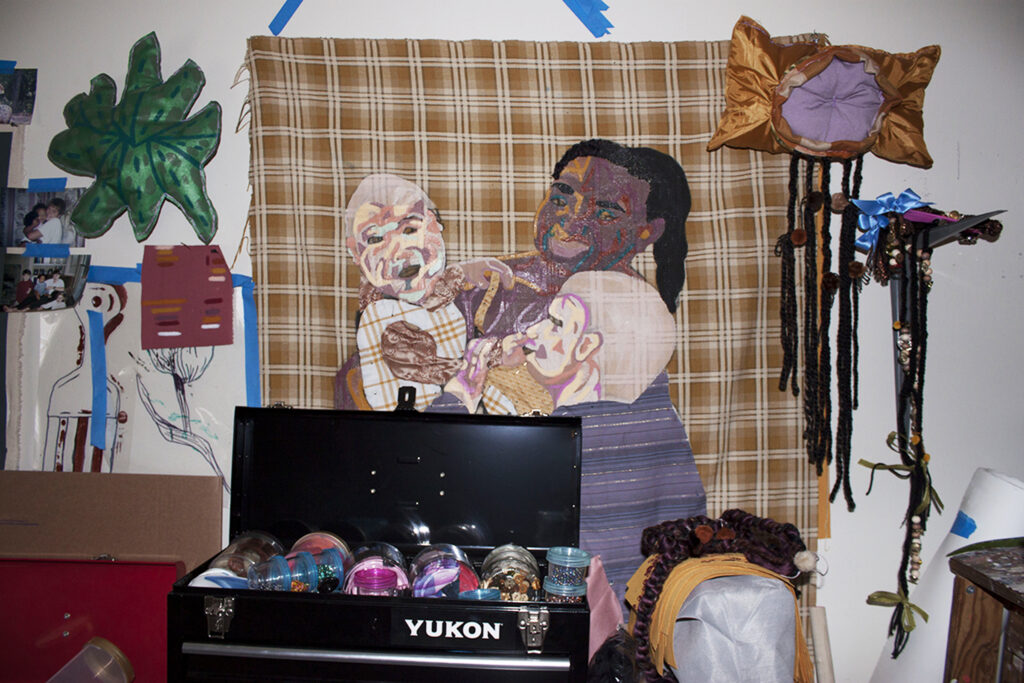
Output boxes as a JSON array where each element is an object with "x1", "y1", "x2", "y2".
[{"x1": 181, "y1": 642, "x2": 571, "y2": 672}]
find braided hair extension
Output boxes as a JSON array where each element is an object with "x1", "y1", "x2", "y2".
[
  {"x1": 632, "y1": 510, "x2": 812, "y2": 682},
  {"x1": 831, "y1": 156, "x2": 865, "y2": 511},
  {"x1": 776, "y1": 154, "x2": 802, "y2": 395},
  {"x1": 815, "y1": 160, "x2": 835, "y2": 472},
  {"x1": 800, "y1": 156, "x2": 823, "y2": 472},
  {"x1": 632, "y1": 515, "x2": 708, "y2": 682},
  {"x1": 832, "y1": 199, "x2": 862, "y2": 511},
  {"x1": 850, "y1": 156, "x2": 864, "y2": 409}
]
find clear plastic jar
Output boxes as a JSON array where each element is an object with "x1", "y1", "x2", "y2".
[
  {"x1": 304, "y1": 547, "x2": 347, "y2": 593},
  {"x1": 246, "y1": 547, "x2": 345, "y2": 593},
  {"x1": 342, "y1": 542, "x2": 409, "y2": 595},
  {"x1": 459, "y1": 588, "x2": 501, "y2": 600},
  {"x1": 209, "y1": 530, "x2": 284, "y2": 578},
  {"x1": 410, "y1": 544, "x2": 479, "y2": 598},
  {"x1": 545, "y1": 546, "x2": 591, "y2": 586},
  {"x1": 348, "y1": 567, "x2": 400, "y2": 596},
  {"x1": 481, "y1": 544, "x2": 540, "y2": 601},
  {"x1": 47, "y1": 636, "x2": 134, "y2": 683},
  {"x1": 290, "y1": 531, "x2": 353, "y2": 570},
  {"x1": 543, "y1": 576, "x2": 587, "y2": 604},
  {"x1": 247, "y1": 551, "x2": 317, "y2": 592}
]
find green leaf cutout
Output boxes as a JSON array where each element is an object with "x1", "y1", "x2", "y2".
[{"x1": 48, "y1": 32, "x2": 222, "y2": 243}]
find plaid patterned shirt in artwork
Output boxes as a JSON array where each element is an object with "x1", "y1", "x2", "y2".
[{"x1": 356, "y1": 299, "x2": 466, "y2": 411}]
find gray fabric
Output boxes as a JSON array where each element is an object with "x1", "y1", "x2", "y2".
[{"x1": 669, "y1": 575, "x2": 795, "y2": 683}]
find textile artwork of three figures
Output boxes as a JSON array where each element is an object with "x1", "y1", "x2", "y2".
[{"x1": 335, "y1": 138, "x2": 707, "y2": 608}]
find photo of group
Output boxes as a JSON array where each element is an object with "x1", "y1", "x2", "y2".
[
  {"x1": 0, "y1": 187, "x2": 87, "y2": 247},
  {"x1": 0, "y1": 252, "x2": 90, "y2": 313},
  {"x1": 0, "y1": 68, "x2": 37, "y2": 126}
]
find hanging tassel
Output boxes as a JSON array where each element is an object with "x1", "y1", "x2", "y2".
[{"x1": 887, "y1": 238, "x2": 934, "y2": 657}]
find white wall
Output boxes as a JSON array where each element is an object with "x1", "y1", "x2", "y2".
[{"x1": 4, "y1": 1, "x2": 1023, "y2": 680}]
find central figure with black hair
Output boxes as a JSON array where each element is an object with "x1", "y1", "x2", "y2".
[{"x1": 457, "y1": 138, "x2": 691, "y2": 336}]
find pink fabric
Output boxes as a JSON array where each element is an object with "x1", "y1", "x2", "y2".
[{"x1": 586, "y1": 554, "x2": 624, "y2": 661}]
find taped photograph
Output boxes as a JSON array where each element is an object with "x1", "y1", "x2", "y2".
[
  {"x1": 0, "y1": 68, "x2": 37, "y2": 126},
  {"x1": 1, "y1": 251, "x2": 90, "y2": 312},
  {"x1": 0, "y1": 187, "x2": 87, "y2": 247}
]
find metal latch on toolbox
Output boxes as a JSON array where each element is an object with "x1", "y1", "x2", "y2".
[
  {"x1": 517, "y1": 606, "x2": 550, "y2": 653},
  {"x1": 204, "y1": 596, "x2": 235, "y2": 639}
]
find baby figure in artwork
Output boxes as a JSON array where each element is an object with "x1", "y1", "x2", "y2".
[
  {"x1": 443, "y1": 270, "x2": 676, "y2": 415},
  {"x1": 347, "y1": 174, "x2": 469, "y2": 411}
]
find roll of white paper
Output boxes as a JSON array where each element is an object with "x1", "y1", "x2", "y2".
[{"x1": 870, "y1": 467, "x2": 1024, "y2": 682}]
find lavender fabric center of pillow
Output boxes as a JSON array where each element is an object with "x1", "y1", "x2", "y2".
[{"x1": 781, "y1": 58, "x2": 885, "y2": 143}]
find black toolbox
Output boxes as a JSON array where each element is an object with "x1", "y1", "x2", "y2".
[{"x1": 168, "y1": 406, "x2": 589, "y2": 681}]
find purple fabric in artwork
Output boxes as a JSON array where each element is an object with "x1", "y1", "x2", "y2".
[
  {"x1": 781, "y1": 57, "x2": 885, "y2": 143},
  {"x1": 454, "y1": 252, "x2": 569, "y2": 338},
  {"x1": 554, "y1": 371, "x2": 706, "y2": 615}
]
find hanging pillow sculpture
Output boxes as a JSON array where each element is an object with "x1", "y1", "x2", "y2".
[
  {"x1": 48, "y1": 32, "x2": 222, "y2": 244},
  {"x1": 708, "y1": 16, "x2": 939, "y2": 508}
]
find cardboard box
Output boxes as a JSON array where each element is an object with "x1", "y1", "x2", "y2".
[{"x1": 0, "y1": 470, "x2": 223, "y2": 571}]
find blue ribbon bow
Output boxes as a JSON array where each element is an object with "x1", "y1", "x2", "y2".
[{"x1": 851, "y1": 189, "x2": 931, "y2": 252}]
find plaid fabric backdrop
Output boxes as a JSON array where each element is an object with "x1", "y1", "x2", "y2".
[{"x1": 243, "y1": 36, "x2": 818, "y2": 588}]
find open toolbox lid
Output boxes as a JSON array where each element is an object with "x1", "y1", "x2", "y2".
[{"x1": 229, "y1": 407, "x2": 583, "y2": 557}]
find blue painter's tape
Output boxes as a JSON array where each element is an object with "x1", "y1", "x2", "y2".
[
  {"x1": 269, "y1": 0, "x2": 303, "y2": 36},
  {"x1": 950, "y1": 510, "x2": 977, "y2": 539},
  {"x1": 0, "y1": 60, "x2": 16, "y2": 74},
  {"x1": 234, "y1": 274, "x2": 262, "y2": 407},
  {"x1": 86, "y1": 264, "x2": 142, "y2": 285},
  {"x1": 24, "y1": 244, "x2": 70, "y2": 258},
  {"x1": 563, "y1": 0, "x2": 613, "y2": 38},
  {"x1": 27, "y1": 177, "x2": 68, "y2": 192},
  {"x1": 88, "y1": 310, "x2": 107, "y2": 451}
]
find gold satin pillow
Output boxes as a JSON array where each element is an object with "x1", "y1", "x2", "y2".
[{"x1": 707, "y1": 16, "x2": 940, "y2": 168}]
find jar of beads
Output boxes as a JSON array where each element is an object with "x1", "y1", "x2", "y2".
[
  {"x1": 545, "y1": 546, "x2": 591, "y2": 586},
  {"x1": 481, "y1": 544, "x2": 540, "y2": 601},
  {"x1": 247, "y1": 551, "x2": 318, "y2": 592}
]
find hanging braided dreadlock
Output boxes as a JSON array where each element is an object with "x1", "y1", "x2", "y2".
[
  {"x1": 799, "y1": 156, "x2": 823, "y2": 473},
  {"x1": 814, "y1": 161, "x2": 836, "y2": 472},
  {"x1": 831, "y1": 156, "x2": 865, "y2": 511},
  {"x1": 631, "y1": 510, "x2": 813, "y2": 682},
  {"x1": 776, "y1": 154, "x2": 802, "y2": 396},
  {"x1": 775, "y1": 154, "x2": 866, "y2": 499}
]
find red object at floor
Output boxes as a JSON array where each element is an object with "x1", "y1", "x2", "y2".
[{"x1": 0, "y1": 558, "x2": 183, "y2": 682}]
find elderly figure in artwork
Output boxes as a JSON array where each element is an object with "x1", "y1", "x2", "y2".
[
  {"x1": 346, "y1": 174, "x2": 450, "y2": 307},
  {"x1": 344, "y1": 174, "x2": 469, "y2": 411}
]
